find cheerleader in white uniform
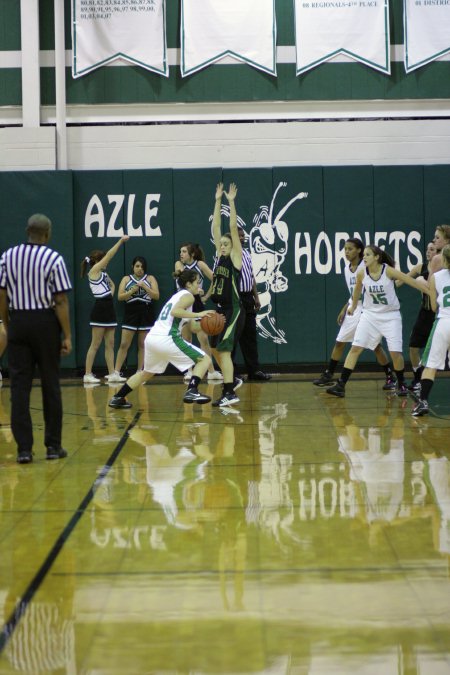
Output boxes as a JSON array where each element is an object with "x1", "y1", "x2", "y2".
[
  {"x1": 327, "y1": 244, "x2": 429, "y2": 398},
  {"x1": 313, "y1": 238, "x2": 395, "y2": 388},
  {"x1": 81, "y1": 235, "x2": 129, "y2": 384},
  {"x1": 412, "y1": 244, "x2": 450, "y2": 416},
  {"x1": 113, "y1": 256, "x2": 160, "y2": 379}
]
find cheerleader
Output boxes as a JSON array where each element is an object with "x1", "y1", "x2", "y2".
[
  {"x1": 113, "y1": 256, "x2": 159, "y2": 378},
  {"x1": 81, "y1": 235, "x2": 129, "y2": 384}
]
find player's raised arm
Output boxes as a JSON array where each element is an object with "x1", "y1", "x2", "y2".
[
  {"x1": 225, "y1": 183, "x2": 242, "y2": 270},
  {"x1": 212, "y1": 183, "x2": 224, "y2": 254}
]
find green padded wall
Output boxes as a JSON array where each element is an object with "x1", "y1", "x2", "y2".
[{"x1": 1, "y1": 165, "x2": 449, "y2": 370}]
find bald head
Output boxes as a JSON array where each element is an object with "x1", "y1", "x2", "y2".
[{"x1": 26, "y1": 214, "x2": 52, "y2": 243}]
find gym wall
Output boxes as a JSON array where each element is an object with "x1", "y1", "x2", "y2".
[{"x1": 1, "y1": 165, "x2": 449, "y2": 370}]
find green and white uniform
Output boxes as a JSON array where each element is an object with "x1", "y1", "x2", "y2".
[
  {"x1": 422, "y1": 268, "x2": 450, "y2": 370},
  {"x1": 353, "y1": 264, "x2": 403, "y2": 352},
  {"x1": 144, "y1": 289, "x2": 204, "y2": 374}
]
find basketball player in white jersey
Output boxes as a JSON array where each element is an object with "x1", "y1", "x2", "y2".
[
  {"x1": 327, "y1": 245, "x2": 429, "y2": 398},
  {"x1": 108, "y1": 269, "x2": 214, "y2": 409},
  {"x1": 412, "y1": 244, "x2": 450, "y2": 416}
]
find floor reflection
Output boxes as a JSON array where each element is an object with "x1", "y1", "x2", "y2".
[{"x1": 0, "y1": 378, "x2": 449, "y2": 673}]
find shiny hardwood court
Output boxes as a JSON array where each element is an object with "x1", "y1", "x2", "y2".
[{"x1": 0, "y1": 374, "x2": 449, "y2": 674}]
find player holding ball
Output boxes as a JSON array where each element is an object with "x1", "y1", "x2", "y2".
[{"x1": 108, "y1": 269, "x2": 215, "y2": 408}]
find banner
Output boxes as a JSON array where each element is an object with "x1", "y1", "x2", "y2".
[
  {"x1": 294, "y1": 0, "x2": 390, "y2": 75},
  {"x1": 180, "y1": 0, "x2": 277, "y2": 77},
  {"x1": 404, "y1": 0, "x2": 450, "y2": 72},
  {"x1": 72, "y1": 0, "x2": 168, "y2": 78}
]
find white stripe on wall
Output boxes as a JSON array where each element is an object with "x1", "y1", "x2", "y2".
[{"x1": 2, "y1": 45, "x2": 450, "y2": 68}]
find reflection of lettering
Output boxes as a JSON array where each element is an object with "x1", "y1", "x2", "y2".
[
  {"x1": 298, "y1": 475, "x2": 428, "y2": 520},
  {"x1": 91, "y1": 524, "x2": 167, "y2": 549}
]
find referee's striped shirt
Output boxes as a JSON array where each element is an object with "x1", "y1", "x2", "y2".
[
  {"x1": 239, "y1": 249, "x2": 255, "y2": 293},
  {"x1": 0, "y1": 243, "x2": 72, "y2": 310}
]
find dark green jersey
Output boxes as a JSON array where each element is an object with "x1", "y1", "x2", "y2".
[{"x1": 211, "y1": 255, "x2": 240, "y2": 307}]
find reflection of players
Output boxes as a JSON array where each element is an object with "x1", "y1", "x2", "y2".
[
  {"x1": 422, "y1": 451, "x2": 450, "y2": 557},
  {"x1": 248, "y1": 403, "x2": 303, "y2": 551},
  {"x1": 326, "y1": 397, "x2": 407, "y2": 536}
]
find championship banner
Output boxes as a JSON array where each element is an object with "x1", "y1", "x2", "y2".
[
  {"x1": 72, "y1": 0, "x2": 168, "y2": 78},
  {"x1": 294, "y1": 0, "x2": 390, "y2": 75},
  {"x1": 404, "y1": 0, "x2": 450, "y2": 72},
  {"x1": 180, "y1": 0, "x2": 277, "y2": 77}
]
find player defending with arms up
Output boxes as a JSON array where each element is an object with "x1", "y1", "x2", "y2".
[{"x1": 209, "y1": 183, "x2": 245, "y2": 407}]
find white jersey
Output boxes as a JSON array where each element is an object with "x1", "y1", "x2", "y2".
[
  {"x1": 362, "y1": 264, "x2": 400, "y2": 313},
  {"x1": 89, "y1": 271, "x2": 112, "y2": 298},
  {"x1": 176, "y1": 261, "x2": 204, "y2": 291},
  {"x1": 150, "y1": 289, "x2": 192, "y2": 337},
  {"x1": 344, "y1": 260, "x2": 364, "y2": 307},
  {"x1": 434, "y1": 268, "x2": 450, "y2": 319}
]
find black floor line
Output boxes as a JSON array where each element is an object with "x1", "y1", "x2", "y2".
[{"x1": 0, "y1": 411, "x2": 141, "y2": 654}]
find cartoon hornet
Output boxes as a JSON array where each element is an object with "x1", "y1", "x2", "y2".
[
  {"x1": 210, "y1": 184, "x2": 307, "y2": 345},
  {"x1": 249, "y1": 184, "x2": 308, "y2": 344}
]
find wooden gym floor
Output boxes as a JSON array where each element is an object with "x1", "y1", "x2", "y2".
[{"x1": 0, "y1": 374, "x2": 449, "y2": 674}]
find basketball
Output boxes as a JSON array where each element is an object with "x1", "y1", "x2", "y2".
[{"x1": 200, "y1": 312, "x2": 225, "y2": 336}]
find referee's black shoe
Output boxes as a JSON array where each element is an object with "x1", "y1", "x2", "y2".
[
  {"x1": 46, "y1": 447, "x2": 68, "y2": 460},
  {"x1": 17, "y1": 451, "x2": 33, "y2": 464},
  {"x1": 247, "y1": 371, "x2": 272, "y2": 381}
]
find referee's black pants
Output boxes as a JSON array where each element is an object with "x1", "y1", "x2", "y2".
[
  {"x1": 233, "y1": 292, "x2": 260, "y2": 375},
  {"x1": 8, "y1": 310, "x2": 63, "y2": 453}
]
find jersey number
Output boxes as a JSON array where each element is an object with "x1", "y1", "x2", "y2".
[
  {"x1": 212, "y1": 278, "x2": 224, "y2": 296},
  {"x1": 370, "y1": 292, "x2": 388, "y2": 305},
  {"x1": 159, "y1": 302, "x2": 173, "y2": 320},
  {"x1": 443, "y1": 286, "x2": 450, "y2": 308}
]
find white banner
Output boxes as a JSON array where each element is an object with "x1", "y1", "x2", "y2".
[
  {"x1": 72, "y1": 0, "x2": 168, "y2": 78},
  {"x1": 404, "y1": 0, "x2": 450, "y2": 72},
  {"x1": 294, "y1": 0, "x2": 390, "y2": 75},
  {"x1": 180, "y1": 0, "x2": 277, "y2": 77}
]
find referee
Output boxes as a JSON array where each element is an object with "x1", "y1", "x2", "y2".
[
  {"x1": 234, "y1": 227, "x2": 271, "y2": 381},
  {"x1": 0, "y1": 214, "x2": 72, "y2": 464}
]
